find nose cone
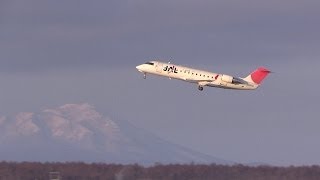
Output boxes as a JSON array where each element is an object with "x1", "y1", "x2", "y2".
[{"x1": 136, "y1": 65, "x2": 143, "y2": 72}]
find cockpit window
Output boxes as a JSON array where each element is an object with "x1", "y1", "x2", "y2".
[{"x1": 145, "y1": 62, "x2": 154, "y2": 65}]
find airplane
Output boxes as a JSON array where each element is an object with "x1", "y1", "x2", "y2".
[{"x1": 136, "y1": 61, "x2": 270, "y2": 91}]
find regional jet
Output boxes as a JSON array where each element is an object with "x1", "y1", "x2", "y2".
[{"x1": 136, "y1": 61, "x2": 270, "y2": 91}]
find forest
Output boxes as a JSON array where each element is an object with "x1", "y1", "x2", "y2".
[{"x1": 1, "y1": 162, "x2": 320, "y2": 180}]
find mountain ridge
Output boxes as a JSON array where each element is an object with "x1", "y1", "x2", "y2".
[{"x1": 0, "y1": 103, "x2": 230, "y2": 165}]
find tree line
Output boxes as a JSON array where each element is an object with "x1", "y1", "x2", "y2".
[{"x1": 0, "y1": 162, "x2": 320, "y2": 180}]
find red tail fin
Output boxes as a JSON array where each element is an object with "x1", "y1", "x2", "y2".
[{"x1": 245, "y1": 67, "x2": 271, "y2": 84}]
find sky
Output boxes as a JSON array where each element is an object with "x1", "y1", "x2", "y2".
[{"x1": 0, "y1": 0, "x2": 320, "y2": 166}]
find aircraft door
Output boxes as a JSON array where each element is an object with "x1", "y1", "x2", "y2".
[{"x1": 155, "y1": 62, "x2": 163, "y2": 73}]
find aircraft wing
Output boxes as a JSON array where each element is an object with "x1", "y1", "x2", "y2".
[{"x1": 183, "y1": 78, "x2": 214, "y2": 85}]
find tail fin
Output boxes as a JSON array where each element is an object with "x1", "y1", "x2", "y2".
[{"x1": 244, "y1": 67, "x2": 271, "y2": 85}]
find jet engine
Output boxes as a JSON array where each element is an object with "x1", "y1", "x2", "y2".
[{"x1": 221, "y1": 74, "x2": 233, "y2": 83}]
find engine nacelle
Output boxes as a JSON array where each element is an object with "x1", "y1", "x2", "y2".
[{"x1": 221, "y1": 74, "x2": 233, "y2": 83}]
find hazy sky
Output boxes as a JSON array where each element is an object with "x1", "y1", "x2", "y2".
[{"x1": 1, "y1": 0, "x2": 320, "y2": 166}]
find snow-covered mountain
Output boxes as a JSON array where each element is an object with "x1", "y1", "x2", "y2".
[{"x1": 0, "y1": 103, "x2": 230, "y2": 165}]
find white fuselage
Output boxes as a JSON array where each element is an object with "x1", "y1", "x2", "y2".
[{"x1": 136, "y1": 61, "x2": 258, "y2": 90}]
